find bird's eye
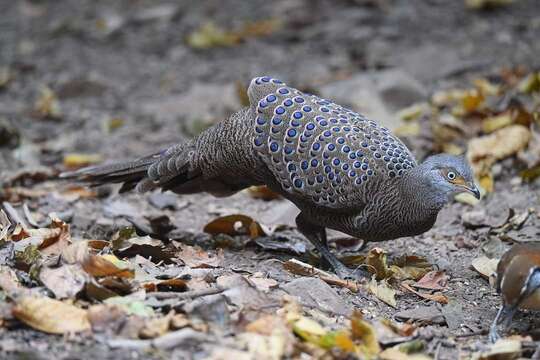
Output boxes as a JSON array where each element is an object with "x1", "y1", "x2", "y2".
[{"x1": 447, "y1": 171, "x2": 456, "y2": 180}]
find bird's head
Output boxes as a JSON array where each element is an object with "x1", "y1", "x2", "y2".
[{"x1": 421, "y1": 154, "x2": 480, "y2": 200}]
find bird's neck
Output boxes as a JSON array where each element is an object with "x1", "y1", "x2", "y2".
[{"x1": 399, "y1": 165, "x2": 448, "y2": 213}]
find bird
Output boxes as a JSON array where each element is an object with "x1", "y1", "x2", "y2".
[
  {"x1": 62, "y1": 76, "x2": 480, "y2": 279},
  {"x1": 489, "y1": 243, "x2": 540, "y2": 342}
]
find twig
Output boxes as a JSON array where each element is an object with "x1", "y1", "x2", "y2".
[
  {"x1": 283, "y1": 258, "x2": 360, "y2": 292},
  {"x1": 148, "y1": 286, "x2": 225, "y2": 300}
]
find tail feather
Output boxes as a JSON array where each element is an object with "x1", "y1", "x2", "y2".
[{"x1": 60, "y1": 155, "x2": 159, "y2": 193}]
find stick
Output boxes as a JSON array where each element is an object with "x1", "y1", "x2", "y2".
[{"x1": 283, "y1": 258, "x2": 360, "y2": 292}]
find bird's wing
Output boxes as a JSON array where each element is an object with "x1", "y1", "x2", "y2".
[{"x1": 248, "y1": 76, "x2": 416, "y2": 210}]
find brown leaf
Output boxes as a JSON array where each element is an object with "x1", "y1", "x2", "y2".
[
  {"x1": 176, "y1": 244, "x2": 223, "y2": 269},
  {"x1": 81, "y1": 254, "x2": 134, "y2": 278},
  {"x1": 246, "y1": 186, "x2": 281, "y2": 200},
  {"x1": 412, "y1": 271, "x2": 448, "y2": 291},
  {"x1": 203, "y1": 214, "x2": 266, "y2": 238},
  {"x1": 13, "y1": 296, "x2": 90, "y2": 334},
  {"x1": 401, "y1": 283, "x2": 448, "y2": 304},
  {"x1": 143, "y1": 278, "x2": 188, "y2": 293}
]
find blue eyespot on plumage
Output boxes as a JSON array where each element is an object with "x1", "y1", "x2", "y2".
[
  {"x1": 270, "y1": 142, "x2": 279, "y2": 152},
  {"x1": 288, "y1": 163, "x2": 296, "y2": 172},
  {"x1": 255, "y1": 127, "x2": 263, "y2": 133},
  {"x1": 316, "y1": 175, "x2": 324, "y2": 183},
  {"x1": 306, "y1": 123, "x2": 315, "y2": 130},
  {"x1": 349, "y1": 170, "x2": 356, "y2": 177},
  {"x1": 320, "y1": 120, "x2": 328, "y2": 126},
  {"x1": 293, "y1": 111, "x2": 303, "y2": 119},
  {"x1": 323, "y1": 130, "x2": 331, "y2": 137},
  {"x1": 275, "y1": 106, "x2": 285, "y2": 115},
  {"x1": 374, "y1": 152, "x2": 381, "y2": 158},
  {"x1": 294, "y1": 179, "x2": 303, "y2": 188},
  {"x1": 272, "y1": 117, "x2": 282, "y2": 125},
  {"x1": 301, "y1": 161, "x2": 309, "y2": 170},
  {"x1": 259, "y1": 100, "x2": 267, "y2": 108},
  {"x1": 330, "y1": 118, "x2": 338, "y2": 124},
  {"x1": 361, "y1": 163, "x2": 368, "y2": 170},
  {"x1": 355, "y1": 177, "x2": 362, "y2": 185},
  {"x1": 291, "y1": 119, "x2": 301, "y2": 127},
  {"x1": 287, "y1": 129, "x2": 297, "y2": 137},
  {"x1": 343, "y1": 127, "x2": 351, "y2": 132},
  {"x1": 328, "y1": 173, "x2": 335, "y2": 180},
  {"x1": 361, "y1": 142, "x2": 368, "y2": 147},
  {"x1": 261, "y1": 76, "x2": 271, "y2": 82},
  {"x1": 311, "y1": 159, "x2": 318, "y2": 167},
  {"x1": 333, "y1": 158, "x2": 340, "y2": 166},
  {"x1": 349, "y1": 153, "x2": 356, "y2": 159},
  {"x1": 327, "y1": 144, "x2": 336, "y2": 151},
  {"x1": 254, "y1": 137, "x2": 263, "y2": 146},
  {"x1": 294, "y1": 97, "x2": 305, "y2": 103},
  {"x1": 272, "y1": 79, "x2": 283, "y2": 84},
  {"x1": 324, "y1": 165, "x2": 332, "y2": 174},
  {"x1": 266, "y1": 94, "x2": 277, "y2": 103},
  {"x1": 312, "y1": 142, "x2": 321, "y2": 151},
  {"x1": 284, "y1": 99, "x2": 293, "y2": 107},
  {"x1": 337, "y1": 137, "x2": 345, "y2": 144},
  {"x1": 284, "y1": 146, "x2": 294, "y2": 154},
  {"x1": 356, "y1": 151, "x2": 364, "y2": 157},
  {"x1": 278, "y1": 88, "x2": 289, "y2": 94},
  {"x1": 342, "y1": 146, "x2": 350, "y2": 153},
  {"x1": 302, "y1": 106, "x2": 312, "y2": 112},
  {"x1": 342, "y1": 163, "x2": 349, "y2": 171},
  {"x1": 321, "y1": 107, "x2": 329, "y2": 113},
  {"x1": 354, "y1": 161, "x2": 361, "y2": 168}
]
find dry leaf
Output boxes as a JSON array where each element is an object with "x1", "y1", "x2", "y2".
[
  {"x1": 471, "y1": 256, "x2": 499, "y2": 281},
  {"x1": 39, "y1": 264, "x2": 89, "y2": 299},
  {"x1": 368, "y1": 278, "x2": 397, "y2": 308},
  {"x1": 401, "y1": 283, "x2": 448, "y2": 304},
  {"x1": 203, "y1": 214, "x2": 267, "y2": 238},
  {"x1": 247, "y1": 186, "x2": 281, "y2": 200},
  {"x1": 63, "y1": 153, "x2": 103, "y2": 169},
  {"x1": 82, "y1": 254, "x2": 134, "y2": 278},
  {"x1": 412, "y1": 270, "x2": 448, "y2": 290},
  {"x1": 139, "y1": 312, "x2": 173, "y2": 339},
  {"x1": 351, "y1": 311, "x2": 381, "y2": 358},
  {"x1": 176, "y1": 244, "x2": 223, "y2": 268},
  {"x1": 13, "y1": 296, "x2": 90, "y2": 334},
  {"x1": 390, "y1": 255, "x2": 433, "y2": 281},
  {"x1": 465, "y1": 0, "x2": 515, "y2": 10}
]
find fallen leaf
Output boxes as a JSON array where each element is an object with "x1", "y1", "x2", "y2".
[
  {"x1": 104, "y1": 296, "x2": 154, "y2": 317},
  {"x1": 368, "y1": 278, "x2": 397, "y2": 308},
  {"x1": 471, "y1": 256, "x2": 499, "y2": 281},
  {"x1": 203, "y1": 214, "x2": 266, "y2": 238},
  {"x1": 13, "y1": 296, "x2": 90, "y2": 334},
  {"x1": 63, "y1": 153, "x2": 103, "y2": 169},
  {"x1": 474, "y1": 338, "x2": 521, "y2": 359},
  {"x1": 143, "y1": 278, "x2": 188, "y2": 293},
  {"x1": 176, "y1": 244, "x2": 223, "y2": 269},
  {"x1": 412, "y1": 271, "x2": 448, "y2": 290},
  {"x1": 401, "y1": 283, "x2": 448, "y2": 304},
  {"x1": 82, "y1": 254, "x2": 134, "y2": 278},
  {"x1": 365, "y1": 248, "x2": 391, "y2": 280},
  {"x1": 390, "y1": 255, "x2": 432, "y2": 281},
  {"x1": 351, "y1": 311, "x2": 381, "y2": 358},
  {"x1": 465, "y1": 0, "x2": 515, "y2": 10},
  {"x1": 139, "y1": 312, "x2": 173, "y2": 339},
  {"x1": 39, "y1": 264, "x2": 88, "y2": 299},
  {"x1": 380, "y1": 342, "x2": 431, "y2": 360}
]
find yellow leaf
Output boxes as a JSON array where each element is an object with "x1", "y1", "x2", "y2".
[
  {"x1": 368, "y1": 278, "x2": 397, "y2": 308},
  {"x1": 63, "y1": 153, "x2": 103, "y2": 169},
  {"x1": 461, "y1": 89, "x2": 484, "y2": 113},
  {"x1": 366, "y1": 247, "x2": 391, "y2": 280},
  {"x1": 186, "y1": 22, "x2": 239, "y2": 49},
  {"x1": 393, "y1": 122, "x2": 420, "y2": 137},
  {"x1": 351, "y1": 311, "x2": 381, "y2": 357},
  {"x1": 482, "y1": 113, "x2": 513, "y2": 133},
  {"x1": 13, "y1": 296, "x2": 90, "y2": 334},
  {"x1": 334, "y1": 331, "x2": 356, "y2": 352},
  {"x1": 518, "y1": 72, "x2": 540, "y2": 94}
]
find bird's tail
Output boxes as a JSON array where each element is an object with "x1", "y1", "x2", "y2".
[{"x1": 60, "y1": 153, "x2": 161, "y2": 193}]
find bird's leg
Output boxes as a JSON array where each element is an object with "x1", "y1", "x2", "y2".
[
  {"x1": 296, "y1": 213, "x2": 369, "y2": 280},
  {"x1": 489, "y1": 305, "x2": 517, "y2": 343}
]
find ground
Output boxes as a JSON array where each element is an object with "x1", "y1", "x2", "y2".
[{"x1": 1, "y1": 0, "x2": 540, "y2": 359}]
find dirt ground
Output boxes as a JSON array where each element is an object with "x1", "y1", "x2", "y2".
[{"x1": 1, "y1": 0, "x2": 540, "y2": 359}]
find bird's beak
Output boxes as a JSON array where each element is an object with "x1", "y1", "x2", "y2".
[{"x1": 464, "y1": 183, "x2": 481, "y2": 199}]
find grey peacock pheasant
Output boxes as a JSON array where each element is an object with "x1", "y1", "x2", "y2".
[{"x1": 63, "y1": 76, "x2": 480, "y2": 279}]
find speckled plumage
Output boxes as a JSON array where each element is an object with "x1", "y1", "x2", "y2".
[{"x1": 64, "y1": 76, "x2": 479, "y2": 278}]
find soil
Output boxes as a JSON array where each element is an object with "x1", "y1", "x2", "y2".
[{"x1": 1, "y1": 0, "x2": 540, "y2": 359}]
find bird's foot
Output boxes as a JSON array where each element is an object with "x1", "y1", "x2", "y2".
[{"x1": 488, "y1": 326, "x2": 500, "y2": 344}]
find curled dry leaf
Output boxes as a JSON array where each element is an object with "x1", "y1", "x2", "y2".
[
  {"x1": 203, "y1": 214, "x2": 267, "y2": 238},
  {"x1": 34, "y1": 85, "x2": 61, "y2": 120},
  {"x1": 13, "y1": 296, "x2": 90, "y2": 334},
  {"x1": 246, "y1": 186, "x2": 281, "y2": 200},
  {"x1": 143, "y1": 278, "x2": 188, "y2": 293}
]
